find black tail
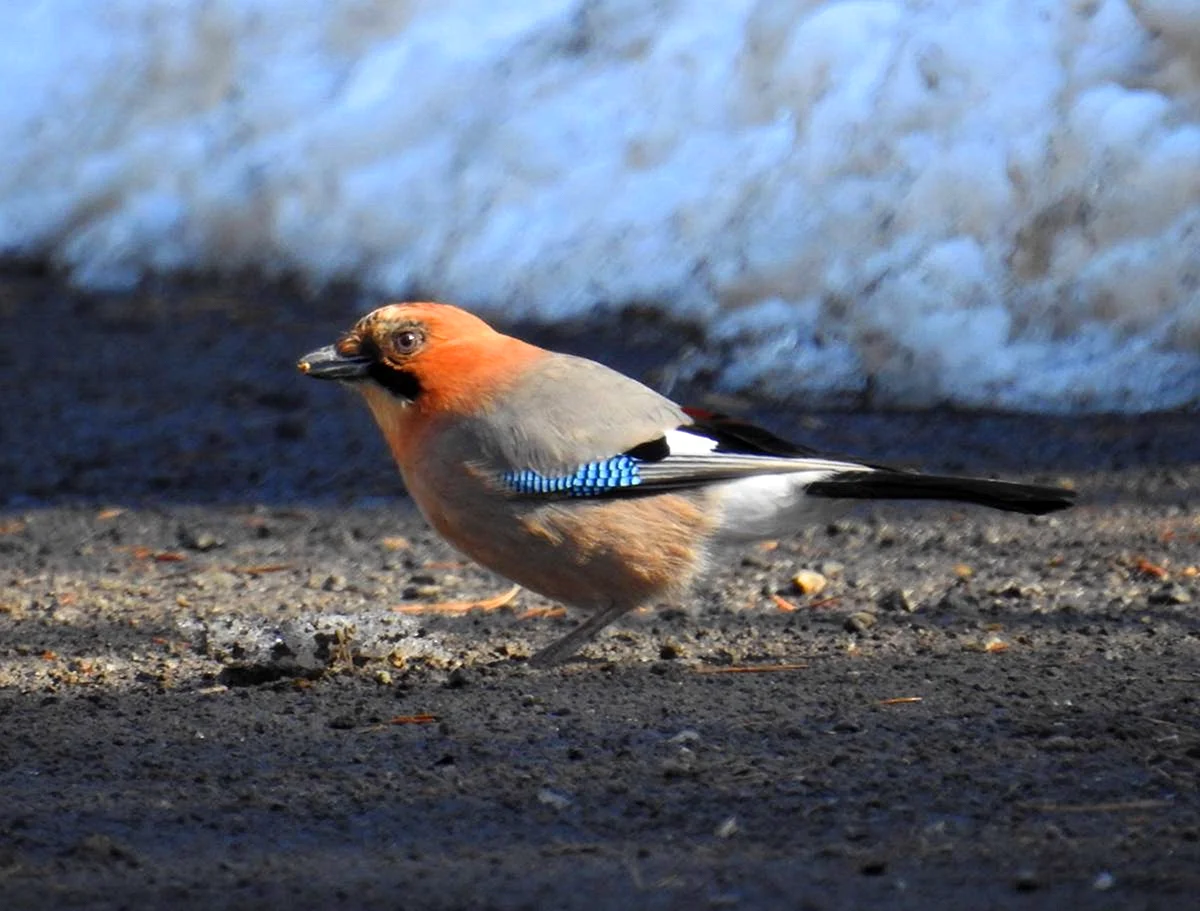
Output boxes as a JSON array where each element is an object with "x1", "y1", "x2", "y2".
[{"x1": 805, "y1": 471, "x2": 1075, "y2": 516}]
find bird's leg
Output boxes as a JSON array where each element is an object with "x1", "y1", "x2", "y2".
[{"x1": 528, "y1": 602, "x2": 632, "y2": 668}]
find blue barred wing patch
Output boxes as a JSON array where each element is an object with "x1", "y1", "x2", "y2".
[{"x1": 502, "y1": 455, "x2": 642, "y2": 497}]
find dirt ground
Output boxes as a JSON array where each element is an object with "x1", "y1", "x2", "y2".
[{"x1": 1, "y1": 273, "x2": 1198, "y2": 910}]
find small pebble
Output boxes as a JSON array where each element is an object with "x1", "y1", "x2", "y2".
[
  {"x1": 793, "y1": 570, "x2": 828, "y2": 595},
  {"x1": 537, "y1": 788, "x2": 573, "y2": 810},
  {"x1": 714, "y1": 817, "x2": 739, "y2": 839},
  {"x1": 1092, "y1": 871, "x2": 1115, "y2": 891},
  {"x1": 179, "y1": 527, "x2": 222, "y2": 551},
  {"x1": 196, "y1": 569, "x2": 239, "y2": 591},
  {"x1": 403, "y1": 584, "x2": 443, "y2": 599},
  {"x1": 1013, "y1": 869, "x2": 1040, "y2": 892},
  {"x1": 1149, "y1": 585, "x2": 1192, "y2": 605},
  {"x1": 877, "y1": 589, "x2": 915, "y2": 613},
  {"x1": 662, "y1": 746, "x2": 697, "y2": 777},
  {"x1": 974, "y1": 528, "x2": 1001, "y2": 546},
  {"x1": 659, "y1": 641, "x2": 685, "y2": 660},
  {"x1": 845, "y1": 611, "x2": 877, "y2": 633},
  {"x1": 939, "y1": 589, "x2": 977, "y2": 612}
]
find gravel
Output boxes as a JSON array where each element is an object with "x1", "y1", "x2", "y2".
[{"x1": 1, "y1": 273, "x2": 1198, "y2": 910}]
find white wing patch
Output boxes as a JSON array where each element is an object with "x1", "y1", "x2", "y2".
[
  {"x1": 663, "y1": 427, "x2": 720, "y2": 455},
  {"x1": 713, "y1": 471, "x2": 853, "y2": 542}
]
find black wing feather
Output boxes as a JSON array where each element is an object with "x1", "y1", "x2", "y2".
[
  {"x1": 806, "y1": 471, "x2": 1075, "y2": 515},
  {"x1": 680, "y1": 408, "x2": 821, "y2": 457}
]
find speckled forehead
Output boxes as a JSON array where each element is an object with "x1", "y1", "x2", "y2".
[
  {"x1": 337, "y1": 303, "x2": 500, "y2": 365},
  {"x1": 356, "y1": 305, "x2": 410, "y2": 334},
  {"x1": 341, "y1": 306, "x2": 423, "y2": 348}
]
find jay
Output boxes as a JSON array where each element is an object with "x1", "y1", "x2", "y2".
[{"x1": 300, "y1": 302, "x2": 1074, "y2": 666}]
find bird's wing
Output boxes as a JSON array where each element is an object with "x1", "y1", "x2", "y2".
[
  {"x1": 492, "y1": 405, "x2": 1077, "y2": 516},
  {"x1": 496, "y1": 417, "x2": 866, "y2": 499},
  {"x1": 469, "y1": 353, "x2": 848, "y2": 496},
  {"x1": 477, "y1": 353, "x2": 691, "y2": 475}
]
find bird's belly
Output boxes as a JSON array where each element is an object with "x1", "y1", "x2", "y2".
[{"x1": 409, "y1": 483, "x2": 717, "y2": 612}]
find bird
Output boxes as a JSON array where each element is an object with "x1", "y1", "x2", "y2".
[{"x1": 299, "y1": 302, "x2": 1075, "y2": 667}]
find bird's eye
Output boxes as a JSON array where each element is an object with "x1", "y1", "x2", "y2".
[{"x1": 392, "y1": 329, "x2": 423, "y2": 355}]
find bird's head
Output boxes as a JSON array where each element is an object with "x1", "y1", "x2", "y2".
[{"x1": 298, "y1": 301, "x2": 535, "y2": 415}]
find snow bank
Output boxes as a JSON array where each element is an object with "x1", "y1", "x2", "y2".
[{"x1": 2, "y1": 0, "x2": 1198, "y2": 411}]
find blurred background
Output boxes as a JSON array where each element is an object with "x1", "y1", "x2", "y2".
[{"x1": 1, "y1": 0, "x2": 1199, "y2": 506}]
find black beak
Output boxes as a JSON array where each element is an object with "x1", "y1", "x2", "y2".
[{"x1": 297, "y1": 345, "x2": 372, "y2": 381}]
